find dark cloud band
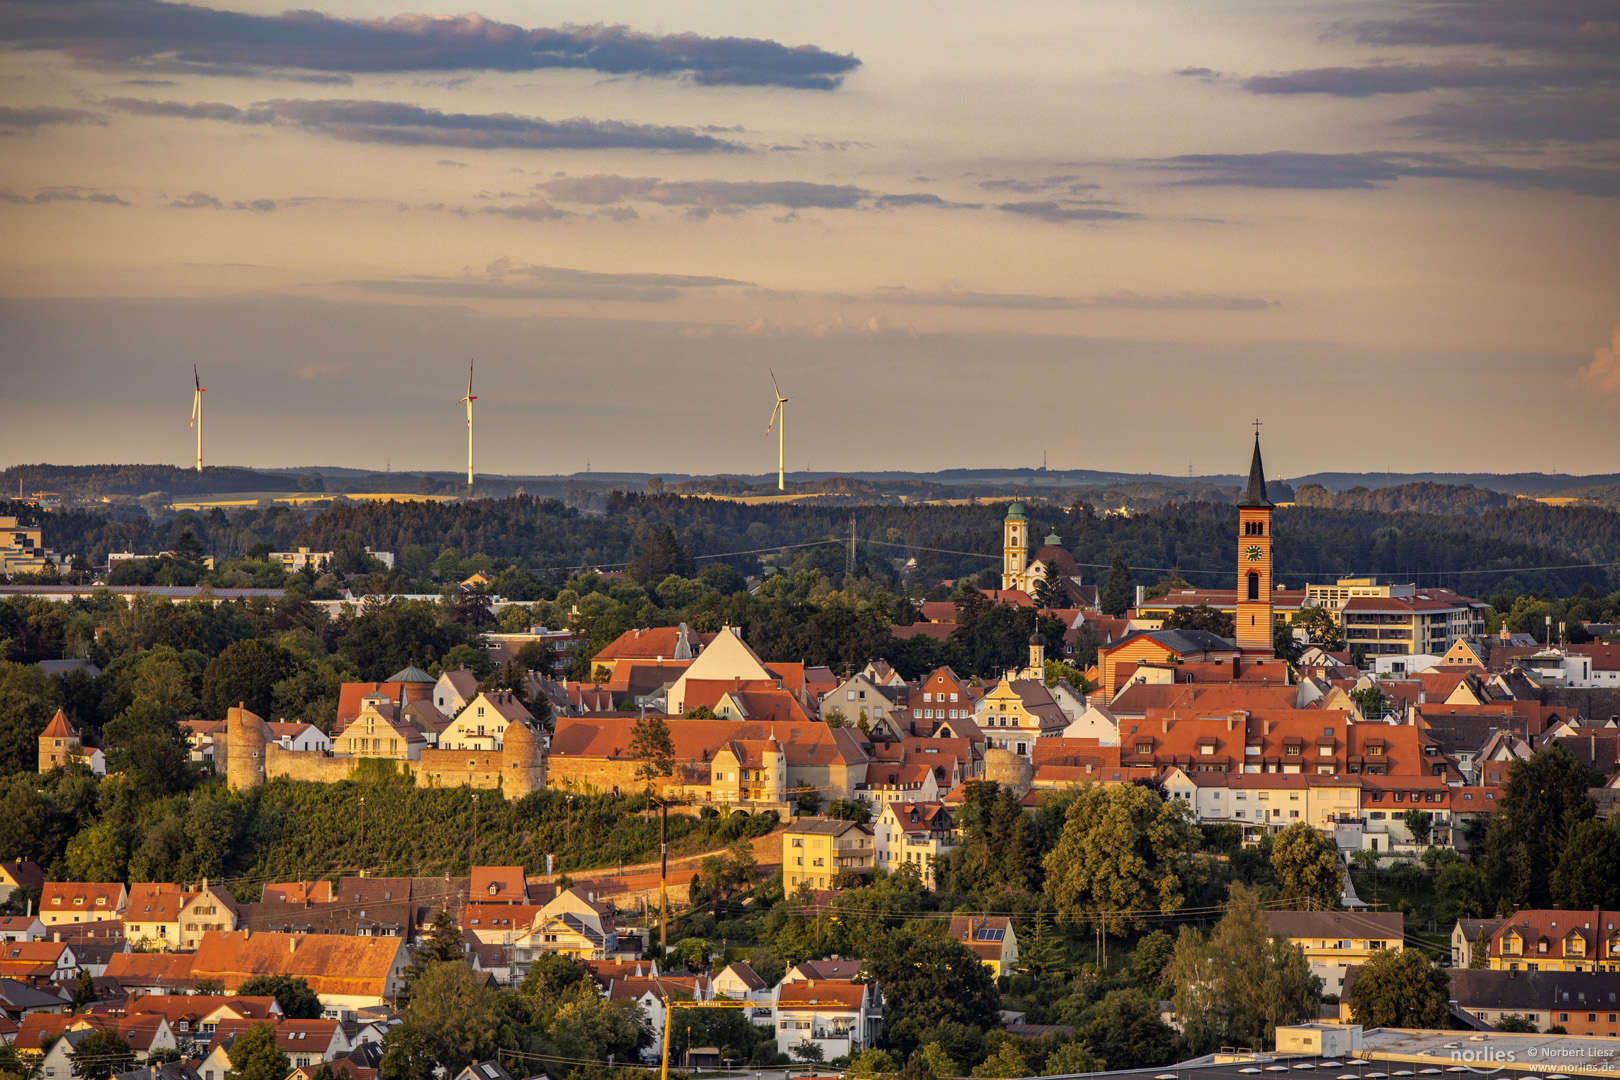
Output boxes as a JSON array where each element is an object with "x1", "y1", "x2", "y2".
[
  {"x1": 103, "y1": 96, "x2": 746, "y2": 152},
  {"x1": 0, "y1": 0, "x2": 861, "y2": 89}
]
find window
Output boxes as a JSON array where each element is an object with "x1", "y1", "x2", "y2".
[{"x1": 1247, "y1": 572, "x2": 1260, "y2": 601}]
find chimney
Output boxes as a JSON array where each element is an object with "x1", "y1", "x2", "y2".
[
  {"x1": 1161, "y1": 717, "x2": 1170, "y2": 734},
  {"x1": 289, "y1": 937, "x2": 298, "y2": 954},
  {"x1": 1135, "y1": 584, "x2": 1145, "y2": 608}
]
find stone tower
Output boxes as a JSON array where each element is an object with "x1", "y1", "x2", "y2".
[
  {"x1": 38, "y1": 709, "x2": 81, "y2": 772},
  {"x1": 225, "y1": 704, "x2": 272, "y2": 791},
  {"x1": 1235, "y1": 433, "x2": 1275, "y2": 656},
  {"x1": 501, "y1": 718, "x2": 546, "y2": 798},
  {"x1": 983, "y1": 747, "x2": 1034, "y2": 799},
  {"x1": 1002, "y1": 502, "x2": 1029, "y2": 591}
]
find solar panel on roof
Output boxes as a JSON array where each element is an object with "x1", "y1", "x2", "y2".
[{"x1": 974, "y1": 928, "x2": 1004, "y2": 941}]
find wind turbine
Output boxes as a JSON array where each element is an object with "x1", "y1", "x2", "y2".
[
  {"x1": 189, "y1": 366, "x2": 206, "y2": 472},
  {"x1": 458, "y1": 361, "x2": 476, "y2": 490},
  {"x1": 766, "y1": 370, "x2": 788, "y2": 492}
]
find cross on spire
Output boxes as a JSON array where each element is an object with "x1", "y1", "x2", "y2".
[{"x1": 1252, "y1": 418, "x2": 1263, "y2": 437}]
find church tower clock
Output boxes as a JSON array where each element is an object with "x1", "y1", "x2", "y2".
[{"x1": 1235, "y1": 432, "x2": 1275, "y2": 656}]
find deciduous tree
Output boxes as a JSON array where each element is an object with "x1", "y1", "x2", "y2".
[
  {"x1": 223, "y1": 1022, "x2": 289, "y2": 1080},
  {"x1": 1345, "y1": 947, "x2": 1449, "y2": 1029},
  {"x1": 1043, "y1": 783, "x2": 1200, "y2": 931},
  {"x1": 1270, "y1": 823, "x2": 1343, "y2": 910}
]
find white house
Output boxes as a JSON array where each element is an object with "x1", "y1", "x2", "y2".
[{"x1": 772, "y1": 978, "x2": 880, "y2": 1061}]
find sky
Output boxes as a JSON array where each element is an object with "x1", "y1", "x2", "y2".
[{"x1": 1, "y1": 0, "x2": 1618, "y2": 481}]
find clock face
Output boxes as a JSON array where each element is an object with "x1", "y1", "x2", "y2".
[{"x1": 1245, "y1": 545, "x2": 1263, "y2": 562}]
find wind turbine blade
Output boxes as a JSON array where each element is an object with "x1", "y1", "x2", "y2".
[
  {"x1": 767, "y1": 399, "x2": 782, "y2": 434},
  {"x1": 194, "y1": 365, "x2": 200, "y2": 392},
  {"x1": 770, "y1": 368, "x2": 782, "y2": 400}
]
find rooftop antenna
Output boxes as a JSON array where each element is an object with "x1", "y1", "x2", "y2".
[
  {"x1": 189, "y1": 365, "x2": 206, "y2": 472},
  {"x1": 457, "y1": 360, "x2": 476, "y2": 491},
  {"x1": 766, "y1": 369, "x2": 789, "y2": 492}
]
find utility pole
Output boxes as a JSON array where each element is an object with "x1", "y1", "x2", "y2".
[
  {"x1": 846, "y1": 514, "x2": 856, "y2": 577},
  {"x1": 471, "y1": 792, "x2": 480, "y2": 866},
  {"x1": 659, "y1": 799, "x2": 669, "y2": 951}
]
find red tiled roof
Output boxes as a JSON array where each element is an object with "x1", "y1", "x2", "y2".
[{"x1": 40, "y1": 709, "x2": 77, "y2": 739}]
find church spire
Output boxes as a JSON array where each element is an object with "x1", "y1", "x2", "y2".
[{"x1": 1240, "y1": 432, "x2": 1272, "y2": 508}]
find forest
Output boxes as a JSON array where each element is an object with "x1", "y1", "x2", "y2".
[{"x1": 9, "y1": 484, "x2": 1620, "y2": 597}]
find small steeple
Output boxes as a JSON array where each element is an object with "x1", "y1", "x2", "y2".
[{"x1": 1240, "y1": 433, "x2": 1272, "y2": 508}]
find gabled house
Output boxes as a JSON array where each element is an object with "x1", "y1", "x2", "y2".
[
  {"x1": 469, "y1": 867, "x2": 529, "y2": 905},
  {"x1": 948, "y1": 916, "x2": 1018, "y2": 977},
  {"x1": 772, "y1": 978, "x2": 879, "y2": 1060},
  {"x1": 874, "y1": 802, "x2": 954, "y2": 887},
  {"x1": 1489, "y1": 909, "x2": 1620, "y2": 972},
  {"x1": 439, "y1": 692, "x2": 535, "y2": 751},
  {"x1": 39, "y1": 883, "x2": 126, "y2": 927},
  {"x1": 511, "y1": 889, "x2": 619, "y2": 975}
]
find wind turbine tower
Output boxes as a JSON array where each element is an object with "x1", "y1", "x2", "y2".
[
  {"x1": 458, "y1": 361, "x2": 477, "y2": 490},
  {"x1": 766, "y1": 370, "x2": 788, "y2": 492},
  {"x1": 189, "y1": 366, "x2": 206, "y2": 472}
]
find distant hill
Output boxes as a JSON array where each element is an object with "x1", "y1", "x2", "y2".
[
  {"x1": 1291, "y1": 482, "x2": 1512, "y2": 516},
  {"x1": 2, "y1": 463, "x2": 299, "y2": 497}
]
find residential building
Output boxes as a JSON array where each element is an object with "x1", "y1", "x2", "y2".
[
  {"x1": 1340, "y1": 590, "x2": 1487, "y2": 658},
  {"x1": 330, "y1": 696, "x2": 425, "y2": 760},
  {"x1": 1447, "y1": 969, "x2": 1620, "y2": 1035},
  {"x1": 439, "y1": 692, "x2": 536, "y2": 751},
  {"x1": 704, "y1": 738, "x2": 787, "y2": 805},
  {"x1": 783, "y1": 820, "x2": 874, "y2": 891},
  {"x1": 588, "y1": 624, "x2": 712, "y2": 680},
  {"x1": 1265, "y1": 910, "x2": 1404, "y2": 995},
  {"x1": 190, "y1": 931, "x2": 411, "y2": 1019},
  {"x1": 270, "y1": 548, "x2": 394, "y2": 572},
  {"x1": 40, "y1": 883, "x2": 127, "y2": 927},
  {"x1": 0, "y1": 915, "x2": 45, "y2": 942},
  {"x1": 511, "y1": 888, "x2": 619, "y2": 973},
  {"x1": 973, "y1": 677, "x2": 1067, "y2": 754},
  {"x1": 1451, "y1": 918, "x2": 1505, "y2": 968},
  {"x1": 773, "y1": 977, "x2": 879, "y2": 1061},
  {"x1": 822, "y1": 671, "x2": 906, "y2": 728},
  {"x1": 873, "y1": 802, "x2": 955, "y2": 887},
  {"x1": 198, "y1": 1019, "x2": 346, "y2": 1077},
  {"x1": 0, "y1": 940, "x2": 79, "y2": 982},
  {"x1": 0, "y1": 516, "x2": 65, "y2": 576},
  {"x1": 949, "y1": 916, "x2": 1019, "y2": 977},
  {"x1": 1487, "y1": 910, "x2": 1620, "y2": 972},
  {"x1": 469, "y1": 867, "x2": 529, "y2": 905},
  {"x1": 433, "y1": 668, "x2": 481, "y2": 717},
  {"x1": 0, "y1": 861, "x2": 44, "y2": 905}
]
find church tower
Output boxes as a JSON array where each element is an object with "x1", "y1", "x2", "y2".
[
  {"x1": 1235, "y1": 434, "x2": 1275, "y2": 656},
  {"x1": 1002, "y1": 502, "x2": 1029, "y2": 591}
]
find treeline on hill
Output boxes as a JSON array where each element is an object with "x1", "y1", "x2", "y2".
[
  {"x1": 10, "y1": 486, "x2": 1620, "y2": 596},
  {"x1": 1292, "y1": 482, "x2": 1512, "y2": 516},
  {"x1": 2, "y1": 464, "x2": 300, "y2": 497}
]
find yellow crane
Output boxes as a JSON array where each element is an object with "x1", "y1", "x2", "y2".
[{"x1": 660, "y1": 999, "x2": 751, "y2": 1080}]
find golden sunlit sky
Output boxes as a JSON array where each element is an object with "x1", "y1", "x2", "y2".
[{"x1": 2, "y1": 0, "x2": 1618, "y2": 479}]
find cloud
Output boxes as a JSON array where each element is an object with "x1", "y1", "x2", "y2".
[
  {"x1": 1245, "y1": 59, "x2": 1615, "y2": 97},
  {"x1": 337, "y1": 258, "x2": 752, "y2": 302},
  {"x1": 0, "y1": 105, "x2": 103, "y2": 131},
  {"x1": 534, "y1": 173, "x2": 978, "y2": 212},
  {"x1": 866, "y1": 287, "x2": 1273, "y2": 310},
  {"x1": 1569, "y1": 326, "x2": 1620, "y2": 405},
  {"x1": 483, "y1": 200, "x2": 572, "y2": 221},
  {"x1": 997, "y1": 200, "x2": 1139, "y2": 222},
  {"x1": 166, "y1": 189, "x2": 275, "y2": 210},
  {"x1": 1395, "y1": 89, "x2": 1620, "y2": 144},
  {"x1": 1345, "y1": 2, "x2": 1620, "y2": 55},
  {"x1": 977, "y1": 175, "x2": 1099, "y2": 194},
  {"x1": 1148, "y1": 150, "x2": 1620, "y2": 197},
  {"x1": 0, "y1": 1, "x2": 862, "y2": 89},
  {"x1": 0, "y1": 185, "x2": 130, "y2": 205},
  {"x1": 104, "y1": 96, "x2": 746, "y2": 152}
]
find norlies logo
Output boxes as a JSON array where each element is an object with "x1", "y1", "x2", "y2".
[{"x1": 1451, "y1": 1046, "x2": 1517, "y2": 1074}]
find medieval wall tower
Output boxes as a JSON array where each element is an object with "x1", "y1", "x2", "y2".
[{"x1": 224, "y1": 704, "x2": 271, "y2": 791}]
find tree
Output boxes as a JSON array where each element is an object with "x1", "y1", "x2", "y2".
[
  {"x1": 859, "y1": 930, "x2": 1000, "y2": 1056},
  {"x1": 1170, "y1": 884, "x2": 1320, "y2": 1054},
  {"x1": 1345, "y1": 947, "x2": 1449, "y2": 1028},
  {"x1": 401, "y1": 907, "x2": 465, "y2": 999},
  {"x1": 827, "y1": 798, "x2": 872, "y2": 824},
  {"x1": 790, "y1": 782, "x2": 823, "y2": 815},
  {"x1": 1481, "y1": 744, "x2": 1600, "y2": 911},
  {"x1": 1099, "y1": 552, "x2": 1134, "y2": 617},
  {"x1": 790, "y1": 1042, "x2": 826, "y2": 1063},
  {"x1": 223, "y1": 1022, "x2": 289, "y2": 1080},
  {"x1": 1163, "y1": 604, "x2": 1235, "y2": 638},
  {"x1": 1270, "y1": 823, "x2": 1343, "y2": 910},
  {"x1": 1402, "y1": 809, "x2": 1433, "y2": 847},
  {"x1": 521, "y1": 952, "x2": 588, "y2": 1010},
  {"x1": 1470, "y1": 928, "x2": 1490, "y2": 969},
  {"x1": 629, "y1": 713, "x2": 675, "y2": 789},
  {"x1": 200, "y1": 639, "x2": 297, "y2": 720},
  {"x1": 1034, "y1": 563, "x2": 1067, "y2": 610},
  {"x1": 1082, "y1": 989, "x2": 1176, "y2": 1070},
  {"x1": 236, "y1": 973, "x2": 322, "y2": 1019},
  {"x1": 1435, "y1": 861, "x2": 1488, "y2": 921},
  {"x1": 1272, "y1": 621, "x2": 1304, "y2": 666},
  {"x1": 1494, "y1": 1014, "x2": 1537, "y2": 1033},
  {"x1": 1043, "y1": 783, "x2": 1200, "y2": 931},
  {"x1": 101, "y1": 699, "x2": 191, "y2": 799},
  {"x1": 69, "y1": 1029, "x2": 135, "y2": 1080},
  {"x1": 395, "y1": 961, "x2": 497, "y2": 1076},
  {"x1": 1348, "y1": 685, "x2": 1388, "y2": 719},
  {"x1": 1293, "y1": 606, "x2": 1343, "y2": 649},
  {"x1": 850, "y1": 1048, "x2": 898, "y2": 1079},
  {"x1": 1550, "y1": 817, "x2": 1620, "y2": 909},
  {"x1": 72, "y1": 969, "x2": 98, "y2": 1010}
]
